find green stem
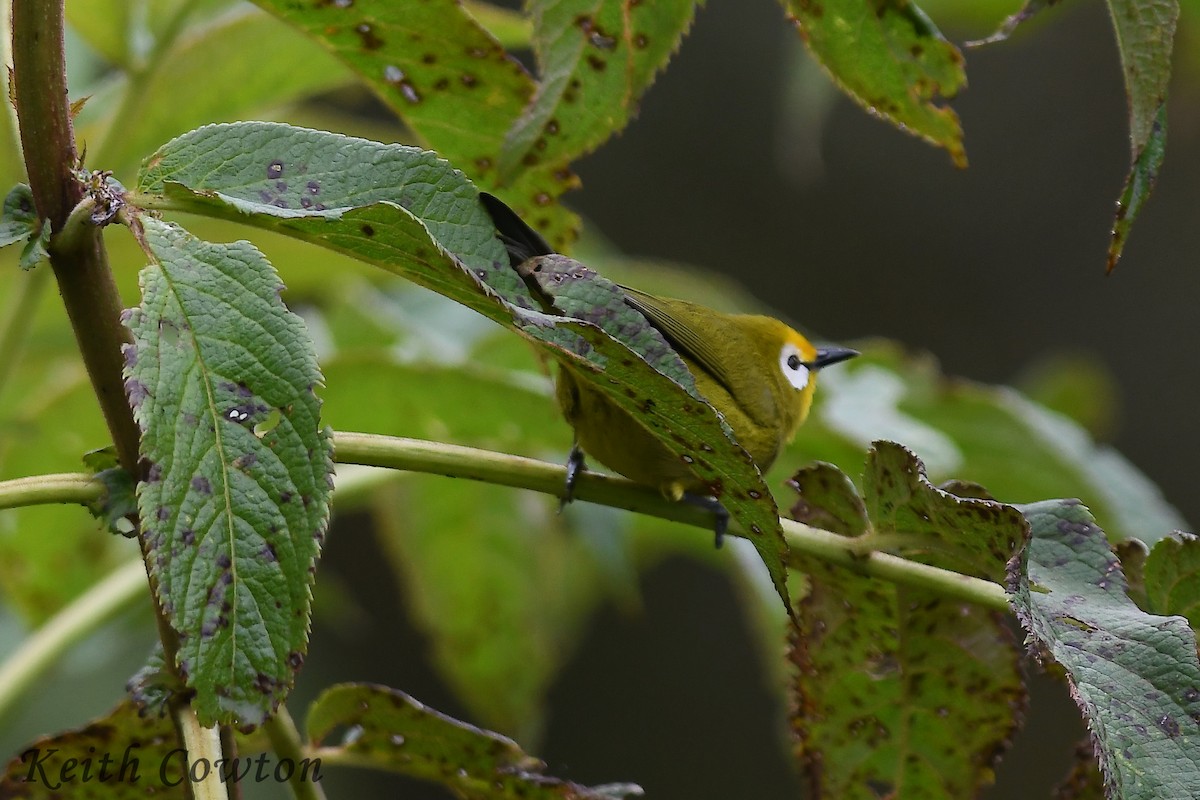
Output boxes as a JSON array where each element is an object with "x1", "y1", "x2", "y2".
[
  {"x1": 0, "y1": 472, "x2": 99, "y2": 510},
  {"x1": 332, "y1": 432, "x2": 1011, "y2": 613},
  {"x1": 174, "y1": 709, "x2": 226, "y2": 800},
  {"x1": 0, "y1": 266, "x2": 50, "y2": 408},
  {"x1": 0, "y1": 558, "x2": 145, "y2": 722},
  {"x1": 264, "y1": 706, "x2": 328, "y2": 800}
]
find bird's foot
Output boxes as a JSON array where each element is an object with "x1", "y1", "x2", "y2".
[
  {"x1": 682, "y1": 493, "x2": 730, "y2": 548},
  {"x1": 561, "y1": 444, "x2": 587, "y2": 511}
]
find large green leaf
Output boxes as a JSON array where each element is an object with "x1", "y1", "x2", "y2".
[
  {"x1": 306, "y1": 683, "x2": 642, "y2": 799},
  {"x1": 1011, "y1": 499, "x2": 1200, "y2": 799},
  {"x1": 497, "y1": 0, "x2": 697, "y2": 180},
  {"x1": 781, "y1": 0, "x2": 967, "y2": 166},
  {"x1": 248, "y1": 0, "x2": 581, "y2": 248},
  {"x1": 788, "y1": 444, "x2": 1026, "y2": 799},
  {"x1": 136, "y1": 121, "x2": 796, "y2": 613},
  {"x1": 124, "y1": 216, "x2": 333, "y2": 727}
]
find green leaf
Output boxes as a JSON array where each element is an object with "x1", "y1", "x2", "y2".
[
  {"x1": 80, "y1": 6, "x2": 352, "y2": 178},
  {"x1": 0, "y1": 699, "x2": 186, "y2": 798},
  {"x1": 0, "y1": 185, "x2": 38, "y2": 249},
  {"x1": 863, "y1": 441, "x2": 1028, "y2": 579},
  {"x1": 1142, "y1": 532, "x2": 1200, "y2": 629},
  {"x1": 123, "y1": 216, "x2": 333, "y2": 727},
  {"x1": 782, "y1": 0, "x2": 967, "y2": 167},
  {"x1": 1106, "y1": 0, "x2": 1177, "y2": 271},
  {"x1": 788, "y1": 445, "x2": 1026, "y2": 799},
  {"x1": 86, "y1": 460, "x2": 138, "y2": 539},
  {"x1": 1109, "y1": 102, "x2": 1167, "y2": 272},
  {"x1": 137, "y1": 122, "x2": 535, "y2": 310},
  {"x1": 18, "y1": 222, "x2": 50, "y2": 272},
  {"x1": 496, "y1": 0, "x2": 697, "y2": 180},
  {"x1": 248, "y1": 0, "x2": 582, "y2": 248},
  {"x1": 1011, "y1": 499, "x2": 1200, "y2": 799},
  {"x1": 786, "y1": 461, "x2": 866, "y2": 536},
  {"x1": 0, "y1": 696, "x2": 276, "y2": 797},
  {"x1": 139, "y1": 122, "x2": 796, "y2": 613},
  {"x1": 306, "y1": 683, "x2": 643, "y2": 799}
]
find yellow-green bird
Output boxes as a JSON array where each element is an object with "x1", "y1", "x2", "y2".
[{"x1": 480, "y1": 193, "x2": 857, "y2": 544}]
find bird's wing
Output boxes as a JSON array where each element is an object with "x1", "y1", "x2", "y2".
[
  {"x1": 620, "y1": 286, "x2": 742, "y2": 397},
  {"x1": 478, "y1": 192, "x2": 555, "y2": 265}
]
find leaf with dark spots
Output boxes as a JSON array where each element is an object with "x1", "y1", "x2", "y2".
[
  {"x1": 787, "y1": 445, "x2": 1026, "y2": 798},
  {"x1": 782, "y1": 0, "x2": 967, "y2": 167},
  {"x1": 139, "y1": 122, "x2": 537, "y2": 310},
  {"x1": 248, "y1": 0, "x2": 581, "y2": 248},
  {"x1": 497, "y1": 0, "x2": 697, "y2": 181},
  {"x1": 306, "y1": 683, "x2": 642, "y2": 799},
  {"x1": 124, "y1": 217, "x2": 333, "y2": 728},
  {"x1": 1011, "y1": 500, "x2": 1200, "y2": 799},
  {"x1": 0, "y1": 700, "x2": 187, "y2": 797},
  {"x1": 787, "y1": 461, "x2": 866, "y2": 536}
]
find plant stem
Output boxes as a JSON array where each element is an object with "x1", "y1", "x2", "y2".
[
  {"x1": 0, "y1": 558, "x2": 145, "y2": 723},
  {"x1": 12, "y1": 4, "x2": 140, "y2": 479},
  {"x1": 0, "y1": 471, "x2": 99, "y2": 510},
  {"x1": 174, "y1": 710, "x2": 226, "y2": 800},
  {"x1": 332, "y1": 432, "x2": 1011, "y2": 613},
  {"x1": 264, "y1": 706, "x2": 328, "y2": 800}
]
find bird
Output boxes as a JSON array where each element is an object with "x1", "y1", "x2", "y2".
[{"x1": 479, "y1": 192, "x2": 857, "y2": 545}]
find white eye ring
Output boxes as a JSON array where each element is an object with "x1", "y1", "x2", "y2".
[{"x1": 780, "y1": 343, "x2": 810, "y2": 390}]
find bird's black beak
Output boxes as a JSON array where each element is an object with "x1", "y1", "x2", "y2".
[{"x1": 809, "y1": 346, "x2": 859, "y2": 370}]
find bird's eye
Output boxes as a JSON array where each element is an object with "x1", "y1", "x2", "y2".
[{"x1": 779, "y1": 344, "x2": 810, "y2": 390}]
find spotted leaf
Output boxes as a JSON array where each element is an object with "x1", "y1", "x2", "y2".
[
  {"x1": 1011, "y1": 499, "x2": 1200, "y2": 799},
  {"x1": 123, "y1": 216, "x2": 333, "y2": 727},
  {"x1": 307, "y1": 683, "x2": 642, "y2": 799}
]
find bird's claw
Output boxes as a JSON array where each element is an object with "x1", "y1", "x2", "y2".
[
  {"x1": 682, "y1": 493, "x2": 730, "y2": 548},
  {"x1": 561, "y1": 444, "x2": 587, "y2": 511}
]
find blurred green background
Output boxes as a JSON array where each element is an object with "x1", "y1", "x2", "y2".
[{"x1": 1, "y1": 0, "x2": 1196, "y2": 797}]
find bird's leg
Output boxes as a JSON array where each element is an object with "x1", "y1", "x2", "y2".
[
  {"x1": 562, "y1": 442, "x2": 587, "y2": 510},
  {"x1": 682, "y1": 493, "x2": 730, "y2": 548}
]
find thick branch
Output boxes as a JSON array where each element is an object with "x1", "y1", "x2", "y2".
[{"x1": 12, "y1": 2, "x2": 141, "y2": 477}]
